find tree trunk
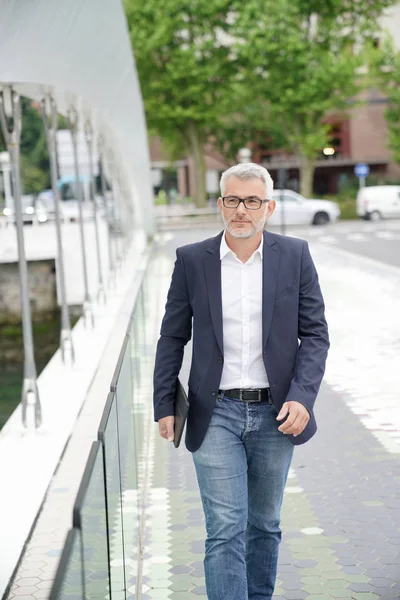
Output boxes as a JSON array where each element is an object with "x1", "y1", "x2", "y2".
[
  {"x1": 299, "y1": 155, "x2": 316, "y2": 198},
  {"x1": 188, "y1": 121, "x2": 207, "y2": 208}
]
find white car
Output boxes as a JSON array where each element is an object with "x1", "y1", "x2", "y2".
[
  {"x1": 356, "y1": 185, "x2": 400, "y2": 221},
  {"x1": 269, "y1": 190, "x2": 340, "y2": 226},
  {"x1": 2, "y1": 195, "x2": 48, "y2": 224}
]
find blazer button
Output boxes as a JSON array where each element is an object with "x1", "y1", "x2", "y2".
[
  {"x1": 217, "y1": 357, "x2": 223, "y2": 364},
  {"x1": 211, "y1": 390, "x2": 217, "y2": 396}
]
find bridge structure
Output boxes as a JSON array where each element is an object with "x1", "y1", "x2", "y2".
[
  {"x1": 0, "y1": 1, "x2": 156, "y2": 597},
  {"x1": 1, "y1": 3, "x2": 400, "y2": 600}
]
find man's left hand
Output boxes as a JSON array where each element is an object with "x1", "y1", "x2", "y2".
[{"x1": 276, "y1": 401, "x2": 310, "y2": 437}]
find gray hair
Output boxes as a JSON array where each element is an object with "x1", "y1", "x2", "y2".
[{"x1": 220, "y1": 163, "x2": 274, "y2": 198}]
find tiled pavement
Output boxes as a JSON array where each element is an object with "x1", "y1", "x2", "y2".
[
  {"x1": 135, "y1": 230, "x2": 400, "y2": 600},
  {"x1": 138, "y1": 381, "x2": 400, "y2": 599}
]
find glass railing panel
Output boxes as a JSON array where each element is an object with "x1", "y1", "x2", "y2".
[
  {"x1": 129, "y1": 278, "x2": 157, "y2": 521},
  {"x1": 129, "y1": 306, "x2": 145, "y2": 498},
  {"x1": 98, "y1": 393, "x2": 126, "y2": 600},
  {"x1": 129, "y1": 306, "x2": 142, "y2": 394},
  {"x1": 73, "y1": 441, "x2": 110, "y2": 600},
  {"x1": 115, "y1": 340, "x2": 140, "y2": 594},
  {"x1": 49, "y1": 528, "x2": 84, "y2": 600}
]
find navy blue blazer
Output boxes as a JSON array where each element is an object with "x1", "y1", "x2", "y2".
[{"x1": 153, "y1": 230, "x2": 329, "y2": 452}]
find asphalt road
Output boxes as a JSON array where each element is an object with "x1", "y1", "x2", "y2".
[
  {"x1": 158, "y1": 218, "x2": 400, "y2": 269},
  {"x1": 279, "y1": 219, "x2": 400, "y2": 269}
]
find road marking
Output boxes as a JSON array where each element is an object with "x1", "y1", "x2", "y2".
[
  {"x1": 311, "y1": 243, "x2": 400, "y2": 454},
  {"x1": 154, "y1": 232, "x2": 175, "y2": 244},
  {"x1": 345, "y1": 233, "x2": 368, "y2": 241},
  {"x1": 317, "y1": 235, "x2": 339, "y2": 244},
  {"x1": 374, "y1": 231, "x2": 399, "y2": 240}
]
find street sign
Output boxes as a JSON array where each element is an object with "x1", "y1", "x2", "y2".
[{"x1": 354, "y1": 163, "x2": 369, "y2": 178}]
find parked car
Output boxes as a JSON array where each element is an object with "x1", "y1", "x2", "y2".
[
  {"x1": 269, "y1": 190, "x2": 340, "y2": 226},
  {"x1": 37, "y1": 187, "x2": 95, "y2": 223},
  {"x1": 2, "y1": 195, "x2": 48, "y2": 224},
  {"x1": 356, "y1": 185, "x2": 400, "y2": 221}
]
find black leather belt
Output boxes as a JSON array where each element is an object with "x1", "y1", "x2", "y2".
[{"x1": 219, "y1": 388, "x2": 270, "y2": 403}]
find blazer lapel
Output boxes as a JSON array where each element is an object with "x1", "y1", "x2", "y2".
[
  {"x1": 262, "y1": 230, "x2": 279, "y2": 348},
  {"x1": 203, "y1": 232, "x2": 224, "y2": 355}
]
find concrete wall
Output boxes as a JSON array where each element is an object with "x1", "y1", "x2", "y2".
[{"x1": 0, "y1": 259, "x2": 56, "y2": 320}]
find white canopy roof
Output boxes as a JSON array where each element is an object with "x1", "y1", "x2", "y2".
[{"x1": 0, "y1": 0, "x2": 154, "y2": 235}]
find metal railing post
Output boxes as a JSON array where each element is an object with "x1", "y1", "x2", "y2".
[
  {"x1": 41, "y1": 95, "x2": 75, "y2": 365},
  {"x1": 84, "y1": 119, "x2": 106, "y2": 304},
  {"x1": 0, "y1": 87, "x2": 41, "y2": 428},
  {"x1": 107, "y1": 149, "x2": 122, "y2": 271},
  {"x1": 111, "y1": 172, "x2": 124, "y2": 268},
  {"x1": 123, "y1": 179, "x2": 134, "y2": 246},
  {"x1": 67, "y1": 107, "x2": 94, "y2": 328},
  {"x1": 116, "y1": 171, "x2": 129, "y2": 259},
  {"x1": 98, "y1": 136, "x2": 116, "y2": 289}
]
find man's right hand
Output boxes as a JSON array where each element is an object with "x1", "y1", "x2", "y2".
[{"x1": 158, "y1": 416, "x2": 175, "y2": 442}]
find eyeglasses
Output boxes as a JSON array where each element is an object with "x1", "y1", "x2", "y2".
[{"x1": 222, "y1": 196, "x2": 269, "y2": 210}]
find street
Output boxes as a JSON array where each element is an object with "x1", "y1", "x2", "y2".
[{"x1": 282, "y1": 218, "x2": 400, "y2": 269}]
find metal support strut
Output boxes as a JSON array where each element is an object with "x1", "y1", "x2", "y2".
[
  {"x1": 67, "y1": 107, "x2": 94, "y2": 328},
  {"x1": 0, "y1": 87, "x2": 42, "y2": 428},
  {"x1": 98, "y1": 136, "x2": 116, "y2": 289},
  {"x1": 85, "y1": 120, "x2": 106, "y2": 304},
  {"x1": 41, "y1": 95, "x2": 75, "y2": 364}
]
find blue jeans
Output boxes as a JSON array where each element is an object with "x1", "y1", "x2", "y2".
[{"x1": 192, "y1": 392, "x2": 294, "y2": 600}]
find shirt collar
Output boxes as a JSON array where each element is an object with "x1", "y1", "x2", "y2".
[{"x1": 220, "y1": 231, "x2": 264, "y2": 262}]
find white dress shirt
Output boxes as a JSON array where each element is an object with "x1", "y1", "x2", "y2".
[{"x1": 219, "y1": 233, "x2": 269, "y2": 390}]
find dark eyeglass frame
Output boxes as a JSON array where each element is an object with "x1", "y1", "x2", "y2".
[{"x1": 222, "y1": 196, "x2": 270, "y2": 210}]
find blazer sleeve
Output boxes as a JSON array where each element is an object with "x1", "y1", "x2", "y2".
[
  {"x1": 286, "y1": 241, "x2": 330, "y2": 413},
  {"x1": 153, "y1": 248, "x2": 193, "y2": 421}
]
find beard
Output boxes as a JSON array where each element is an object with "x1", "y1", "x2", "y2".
[{"x1": 221, "y1": 212, "x2": 267, "y2": 239}]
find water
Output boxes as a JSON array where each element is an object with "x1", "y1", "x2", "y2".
[{"x1": 0, "y1": 312, "x2": 79, "y2": 429}]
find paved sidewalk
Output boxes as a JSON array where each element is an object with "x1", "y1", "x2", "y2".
[
  {"x1": 137, "y1": 230, "x2": 400, "y2": 599},
  {"x1": 140, "y1": 380, "x2": 400, "y2": 599}
]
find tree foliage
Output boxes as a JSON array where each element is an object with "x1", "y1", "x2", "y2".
[
  {"x1": 124, "y1": 0, "x2": 395, "y2": 199},
  {"x1": 0, "y1": 97, "x2": 50, "y2": 197},
  {"x1": 124, "y1": 0, "x2": 240, "y2": 205},
  {"x1": 230, "y1": 0, "x2": 394, "y2": 195}
]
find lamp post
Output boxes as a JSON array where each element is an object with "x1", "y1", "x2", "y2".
[
  {"x1": 67, "y1": 107, "x2": 94, "y2": 327},
  {"x1": 85, "y1": 119, "x2": 106, "y2": 304},
  {"x1": 41, "y1": 95, "x2": 75, "y2": 364},
  {"x1": 0, "y1": 87, "x2": 41, "y2": 428},
  {"x1": 238, "y1": 147, "x2": 252, "y2": 163},
  {"x1": 0, "y1": 151, "x2": 13, "y2": 214},
  {"x1": 277, "y1": 166, "x2": 288, "y2": 237}
]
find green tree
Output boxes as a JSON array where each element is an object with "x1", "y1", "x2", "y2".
[
  {"x1": 0, "y1": 97, "x2": 50, "y2": 195},
  {"x1": 124, "y1": 0, "x2": 238, "y2": 207},
  {"x1": 231, "y1": 0, "x2": 394, "y2": 196},
  {"x1": 124, "y1": 0, "x2": 394, "y2": 201}
]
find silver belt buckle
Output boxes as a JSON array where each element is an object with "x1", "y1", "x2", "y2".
[
  {"x1": 258, "y1": 389, "x2": 262, "y2": 402},
  {"x1": 239, "y1": 389, "x2": 243, "y2": 401}
]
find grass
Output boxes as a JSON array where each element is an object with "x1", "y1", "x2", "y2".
[{"x1": 321, "y1": 194, "x2": 358, "y2": 220}]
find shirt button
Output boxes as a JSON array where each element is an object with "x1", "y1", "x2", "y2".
[{"x1": 217, "y1": 357, "x2": 223, "y2": 364}]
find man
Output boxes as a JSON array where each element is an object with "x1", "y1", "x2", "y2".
[{"x1": 153, "y1": 163, "x2": 329, "y2": 600}]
